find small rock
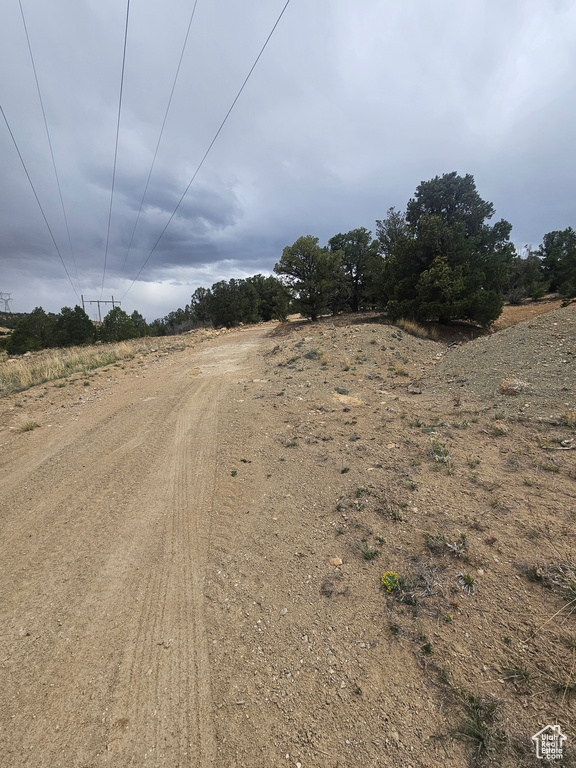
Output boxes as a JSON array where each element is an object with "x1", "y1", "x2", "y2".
[
  {"x1": 329, "y1": 557, "x2": 343, "y2": 567},
  {"x1": 333, "y1": 393, "x2": 364, "y2": 406},
  {"x1": 500, "y1": 377, "x2": 528, "y2": 395},
  {"x1": 280, "y1": 608, "x2": 288, "y2": 616}
]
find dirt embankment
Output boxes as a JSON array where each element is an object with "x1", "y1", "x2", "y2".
[{"x1": 0, "y1": 305, "x2": 575, "y2": 767}]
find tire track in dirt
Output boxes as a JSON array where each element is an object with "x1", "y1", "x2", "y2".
[
  {"x1": 103, "y1": 377, "x2": 219, "y2": 766},
  {"x1": 0, "y1": 328, "x2": 268, "y2": 767}
]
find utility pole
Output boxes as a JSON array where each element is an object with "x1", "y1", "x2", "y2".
[
  {"x1": 0, "y1": 292, "x2": 13, "y2": 313},
  {"x1": 81, "y1": 295, "x2": 120, "y2": 324}
]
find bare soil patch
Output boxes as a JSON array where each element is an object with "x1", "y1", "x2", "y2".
[
  {"x1": 0, "y1": 303, "x2": 574, "y2": 767},
  {"x1": 494, "y1": 296, "x2": 565, "y2": 330}
]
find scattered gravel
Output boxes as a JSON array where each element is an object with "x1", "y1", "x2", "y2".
[{"x1": 426, "y1": 304, "x2": 576, "y2": 419}]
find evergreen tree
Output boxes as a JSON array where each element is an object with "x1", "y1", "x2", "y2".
[
  {"x1": 274, "y1": 235, "x2": 342, "y2": 321},
  {"x1": 245, "y1": 275, "x2": 289, "y2": 322},
  {"x1": 377, "y1": 173, "x2": 514, "y2": 326},
  {"x1": 189, "y1": 287, "x2": 212, "y2": 325},
  {"x1": 504, "y1": 251, "x2": 549, "y2": 304},
  {"x1": 6, "y1": 307, "x2": 56, "y2": 354},
  {"x1": 54, "y1": 306, "x2": 95, "y2": 347},
  {"x1": 207, "y1": 279, "x2": 259, "y2": 327},
  {"x1": 99, "y1": 307, "x2": 139, "y2": 342},
  {"x1": 130, "y1": 310, "x2": 149, "y2": 337},
  {"x1": 539, "y1": 228, "x2": 576, "y2": 299},
  {"x1": 328, "y1": 228, "x2": 380, "y2": 312}
]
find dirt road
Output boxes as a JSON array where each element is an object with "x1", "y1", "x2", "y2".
[{"x1": 0, "y1": 327, "x2": 268, "y2": 767}]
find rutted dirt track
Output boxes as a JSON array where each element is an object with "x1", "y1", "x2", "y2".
[{"x1": 0, "y1": 329, "x2": 267, "y2": 767}]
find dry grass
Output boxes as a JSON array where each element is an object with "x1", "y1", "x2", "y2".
[
  {"x1": 0, "y1": 337, "x2": 182, "y2": 396},
  {"x1": 560, "y1": 410, "x2": 576, "y2": 428},
  {"x1": 394, "y1": 318, "x2": 442, "y2": 341},
  {"x1": 18, "y1": 420, "x2": 40, "y2": 432}
]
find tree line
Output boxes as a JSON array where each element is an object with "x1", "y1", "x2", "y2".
[
  {"x1": 3, "y1": 172, "x2": 575, "y2": 354},
  {"x1": 1, "y1": 305, "x2": 150, "y2": 355},
  {"x1": 152, "y1": 274, "x2": 290, "y2": 335},
  {"x1": 274, "y1": 172, "x2": 575, "y2": 326}
]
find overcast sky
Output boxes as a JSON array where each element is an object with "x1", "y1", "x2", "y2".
[{"x1": 1, "y1": 0, "x2": 575, "y2": 321}]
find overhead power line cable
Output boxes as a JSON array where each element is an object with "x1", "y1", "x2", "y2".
[
  {"x1": 121, "y1": 0, "x2": 292, "y2": 300},
  {"x1": 101, "y1": 0, "x2": 131, "y2": 297},
  {"x1": 116, "y1": 0, "x2": 200, "y2": 290},
  {"x1": 1, "y1": 105, "x2": 80, "y2": 300},
  {"x1": 18, "y1": 0, "x2": 82, "y2": 295}
]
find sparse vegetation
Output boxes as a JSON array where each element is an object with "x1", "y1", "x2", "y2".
[
  {"x1": 429, "y1": 437, "x2": 452, "y2": 467},
  {"x1": 0, "y1": 337, "x2": 167, "y2": 396},
  {"x1": 486, "y1": 421, "x2": 509, "y2": 437},
  {"x1": 457, "y1": 573, "x2": 476, "y2": 595},
  {"x1": 361, "y1": 545, "x2": 380, "y2": 561},
  {"x1": 454, "y1": 690, "x2": 504, "y2": 763},
  {"x1": 445, "y1": 534, "x2": 468, "y2": 557},
  {"x1": 423, "y1": 531, "x2": 447, "y2": 555},
  {"x1": 381, "y1": 571, "x2": 399, "y2": 591},
  {"x1": 420, "y1": 641, "x2": 433, "y2": 655},
  {"x1": 559, "y1": 410, "x2": 576, "y2": 428},
  {"x1": 503, "y1": 662, "x2": 533, "y2": 692},
  {"x1": 18, "y1": 420, "x2": 40, "y2": 432},
  {"x1": 525, "y1": 560, "x2": 576, "y2": 604}
]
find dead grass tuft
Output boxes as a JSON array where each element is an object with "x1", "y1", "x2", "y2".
[{"x1": 395, "y1": 318, "x2": 441, "y2": 341}]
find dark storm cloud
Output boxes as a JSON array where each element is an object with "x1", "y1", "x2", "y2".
[{"x1": 1, "y1": 0, "x2": 576, "y2": 319}]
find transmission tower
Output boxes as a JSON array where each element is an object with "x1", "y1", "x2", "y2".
[
  {"x1": 81, "y1": 295, "x2": 120, "y2": 324},
  {"x1": 0, "y1": 293, "x2": 13, "y2": 313}
]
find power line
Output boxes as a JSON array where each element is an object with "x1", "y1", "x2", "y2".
[
  {"x1": 116, "y1": 0, "x2": 200, "y2": 290},
  {"x1": 121, "y1": 0, "x2": 292, "y2": 300},
  {"x1": 18, "y1": 0, "x2": 82, "y2": 296},
  {"x1": 0, "y1": 105, "x2": 80, "y2": 301},
  {"x1": 101, "y1": 0, "x2": 131, "y2": 297}
]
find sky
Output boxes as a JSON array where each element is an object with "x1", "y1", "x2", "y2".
[{"x1": 1, "y1": 0, "x2": 575, "y2": 322}]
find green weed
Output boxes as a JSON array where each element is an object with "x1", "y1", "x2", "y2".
[
  {"x1": 420, "y1": 641, "x2": 433, "y2": 656},
  {"x1": 430, "y1": 438, "x2": 452, "y2": 466},
  {"x1": 457, "y1": 573, "x2": 475, "y2": 594},
  {"x1": 454, "y1": 690, "x2": 504, "y2": 763},
  {"x1": 503, "y1": 663, "x2": 533, "y2": 691},
  {"x1": 362, "y1": 546, "x2": 380, "y2": 561}
]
